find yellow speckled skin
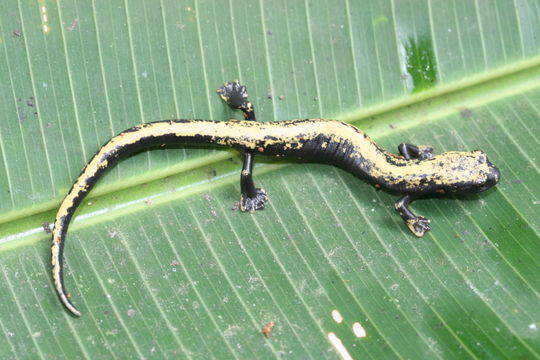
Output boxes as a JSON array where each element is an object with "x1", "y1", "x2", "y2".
[{"x1": 52, "y1": 118, "x2": 499, "y2": 316}]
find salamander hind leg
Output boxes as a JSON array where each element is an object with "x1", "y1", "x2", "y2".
[
  {"x1": 239, "y1": 152, "x2": 267, "y2": 212},
  {"x1": 395, "y1": 194, "x2": 431, "y2": 237},
  {"x1": 398, "y1": 143, "x2": 434, "y2": 160}
]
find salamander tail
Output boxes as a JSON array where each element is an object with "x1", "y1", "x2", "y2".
[{"x1": 51, "y1": 239, "x2": 82, "y2": 317}]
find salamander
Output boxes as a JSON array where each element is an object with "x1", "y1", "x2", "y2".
[{"x1": 51, "y1": 81, "x2": 500, "y2": 316}]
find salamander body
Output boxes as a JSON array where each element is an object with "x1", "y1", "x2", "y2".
[{"x1": 52, "y1": 81, "x2": 500, "y2": 316}]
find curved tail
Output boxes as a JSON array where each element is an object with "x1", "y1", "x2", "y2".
[
  {"x1": 51, "y1": 122, "x2": 162, "y2": 316},
  {"x1": 51, "y1": 141, "x2": 115, "y2": 316},
  {"x1": 51, "y1": 119, "x2": 233, "y2": 316}
]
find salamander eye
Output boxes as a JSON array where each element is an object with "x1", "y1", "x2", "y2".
[
  {"x1": 474, "y1": 151, "x2": 487, "y2": 164},
  {"x1": 480, "y1": 155, "x2": 487, "y2": 164}
]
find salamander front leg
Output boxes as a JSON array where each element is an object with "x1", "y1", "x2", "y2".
[
  {"x1": 218, "y1": 81, "x2": 267, "y2": 212},
  {"x1": 395, "y1": 194, "x2": 431, "y2": 237},
  {"x1": 398, "y1": 143, "x2": 434, "y2": 160}
]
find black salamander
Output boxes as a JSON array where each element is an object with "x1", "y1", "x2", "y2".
[{"x1": 52, "y1": 81, "x2": 500, "y2": 316}]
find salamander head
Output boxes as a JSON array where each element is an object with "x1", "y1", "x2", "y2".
[{"x1": 429, "y1": 150, "x2": 500, "y2": 194}]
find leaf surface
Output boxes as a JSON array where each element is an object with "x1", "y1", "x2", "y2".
[{"x1": 0, "y1": 0, "x2": 539, "y2": 358}]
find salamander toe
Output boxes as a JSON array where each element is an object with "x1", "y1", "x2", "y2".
[{"x1": 406, "y1": 216, "x2": 431, "y2": 237}]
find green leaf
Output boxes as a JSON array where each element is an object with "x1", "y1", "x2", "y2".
[{"x1": 1, "y1": 0, "x2": 539, "y2": 358}]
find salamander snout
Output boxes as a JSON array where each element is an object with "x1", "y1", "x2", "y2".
[
  {"x1": 478, "y1": 163, "x2": 500, "y2": 192},
  {"x1": 472, "y1": 151, "x2": 500, "y2": 193}
]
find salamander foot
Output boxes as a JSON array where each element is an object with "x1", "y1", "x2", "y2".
[
  {"x1": 405, "y1": 217, "x2": 431, "y2": 237},
  {"x1": 398, "y1": 143, "x2": 434, "y2": 160},
  {"x1": 240, "y1": 188, "x2": 267, "y2": 212},
  {"x1": 395, "y1": 194, "x2": 431, "y2": 237},
  {"x1": 217, "y1": 80, "x2": 249, "y2": 109}
]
